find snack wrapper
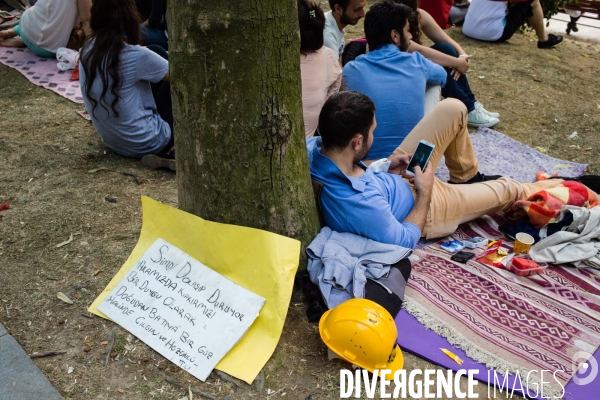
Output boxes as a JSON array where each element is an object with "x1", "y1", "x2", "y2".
[{"x1": 476, "y1": 240, "x2": 514, "y2": 268}]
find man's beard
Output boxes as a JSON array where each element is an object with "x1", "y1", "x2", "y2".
[
  {"x1": 340, "y1": 10, "x2": 360, "y2": 26},
  {"x1": 354, "y1": 139, "x2": 370, "y2": 162},
  {"x1": 398, "y1": 37, "x2": 411, "y2": 52}
]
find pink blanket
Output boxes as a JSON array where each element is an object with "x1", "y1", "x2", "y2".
[{"x1": 0, "y1": 46, "x2": 83, "y2": 104}]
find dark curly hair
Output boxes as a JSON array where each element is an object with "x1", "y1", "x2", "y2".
[
  {"x1": 364, "y1": 1, "x2": 414, "y2": 51},
  {"x1": 392, "y1": 0, "x2": 422, "y2": 45},
  {"x1": 298, "y1": 0, "x2": 326, "y2": 52},
  {"x1": 318, "y1": 91, "x2": 375, "y2": 151}
]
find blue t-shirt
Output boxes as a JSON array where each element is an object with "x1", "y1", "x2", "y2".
[
  {"x1": 80, "y1": 43, "x2": 170, "y2": 158},
  {"x1": 343, "y1": 44, "x2": 446, "y2": 160},
  {"x1": 308, "y1": 137, "x2": 421, "y2": 248}
]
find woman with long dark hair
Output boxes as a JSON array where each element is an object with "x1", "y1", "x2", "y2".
[{"x1": 80, "y1": 0, "x2": 174, "y2": 170}]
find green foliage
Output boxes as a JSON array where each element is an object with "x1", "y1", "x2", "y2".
[{"x1": 540, "y1": 0, "x2": 570, "y2": 20}]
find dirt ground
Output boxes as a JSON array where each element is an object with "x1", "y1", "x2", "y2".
[{"x1": 1, "y1": 4, "x2": 599, "y2": 400}]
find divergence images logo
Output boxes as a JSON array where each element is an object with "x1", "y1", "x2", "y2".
[{"x1": 572, "y1": 352, "x2": 598, "y2": 386}]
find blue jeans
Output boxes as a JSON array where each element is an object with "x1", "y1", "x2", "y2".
[
  {"x1": 431, "y1": 42, "x2": 476, "y2": 112},
  {"x1": 140, "y1": 24, "x2": 168, "y2": 51}
]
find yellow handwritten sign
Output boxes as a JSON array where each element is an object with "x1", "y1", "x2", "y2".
[{"x1": 89, "y1": 196, "x2": 300, "y2": 383}]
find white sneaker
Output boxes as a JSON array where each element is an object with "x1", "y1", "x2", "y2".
[
  {"x1": 474, "y1": 101, "x2": 500, "y2": 118},
  {"x1": 468, "y1": 108, "x2": 499, "y2": 128}
]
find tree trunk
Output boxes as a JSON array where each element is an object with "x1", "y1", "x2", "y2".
[{"x1": 168, "y1": 0, "x2": 320, "y2": 264}]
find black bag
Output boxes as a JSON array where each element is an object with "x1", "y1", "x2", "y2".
[
  {"x1": 550, "y1": 175, "x2": 600, "y2": 193},
  {"x1": 364, "y1": 258, "x2": 411, "y2": 319},
  {"x1": 300, "y1": 258, "x2": 411, "y2": 322},
  {"x1": 341, "y1": 38, "x2": 367, "y2": 67}
]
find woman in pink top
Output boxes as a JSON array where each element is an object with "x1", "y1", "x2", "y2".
[{"x1": 298, "y1": 0, "x2": 342, "y2": 138}]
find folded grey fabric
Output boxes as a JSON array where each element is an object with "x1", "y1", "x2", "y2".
[
  {"x1": 307, "y1": 226, "x2": 412, "y2": 308},
  {"x1": 530, "y1": 205, "x2": 600, "y2": 269}
]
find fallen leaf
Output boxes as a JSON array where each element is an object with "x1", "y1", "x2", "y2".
[
  {"x1": 117, "y1": 389, "x2": 124, "y2": 394},
  {"x1": 101, "y1": 341, "x2": 108, "y2": 345},
  {"x1": 57, "y1": 292, "x2": 74, "y2": 304},
  {"x1": 525, "y1": 102, "x2": 534, "y2": 106},
  {"x1": 547, "y1": 54, "x2": 560, "y2": 61},
  {"x1": 553, "y1": 164, "x2": 574, "y2": 169},
  {"x1": 94, "y1": 269, "x2": 101, "y2": 276},
  {"x1": 582, "y1": 53, "x2": 590, "y2": 57},
  {"x1": 88, "y1": 167, "x2": 111, "y2": 173},
  {"x1": 56, "y1": 233, "x2": 74, "y2": 248},
  {"x1": 535, "y1": 147, "x2": 548, "y2": 153}
]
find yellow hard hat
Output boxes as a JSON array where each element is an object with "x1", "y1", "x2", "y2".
[{"x1": 319, "y1": 298, "x2": 404, "y2": 379}]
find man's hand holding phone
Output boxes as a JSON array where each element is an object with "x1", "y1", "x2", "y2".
[
  {"x1": 387, "y1": 153, "x2": 411, "y2": 176},
  {"x1": 412, "y1": 165, "x2": 434, "y2": 195}
]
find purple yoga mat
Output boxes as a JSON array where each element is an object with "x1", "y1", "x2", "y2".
[
  {"x1": 395, "y1": 309, "x2": 599, "y2": 399},
  {"x1": 434, "y1": 127, "x2": 588, "y2": 183}
]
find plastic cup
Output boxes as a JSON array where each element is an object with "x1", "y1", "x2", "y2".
[{"x1": 513, "y1": 232, "x2": 535, "y2": 254}]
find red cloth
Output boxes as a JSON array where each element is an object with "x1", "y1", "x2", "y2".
[
  {"x1": 419, "y1": 0, "x2": 454, "y2": 28},
  {"x1": 506, "y1": 181, "x2": 600, "y2": 228},
  {"x1": 71, "y1": 64, "x2": 79, "y2": 81}
]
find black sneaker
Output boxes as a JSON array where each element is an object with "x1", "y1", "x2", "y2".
[
  {"x1": 538, "y1": 34, "x2": 563, "y2": 49},
  {"x1": 448, "y1": 172, "x2": 502, "y2": 184}
]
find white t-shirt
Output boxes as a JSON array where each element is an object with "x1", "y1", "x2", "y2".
[
  {"x1": 462, "y1": 0, "x2": 508, "y2": 42},
  {"x1": 323, "y1": 11, "x2": 345, "y2": 58},
  {"x1": 80, "y1": 43, "x2": 171, "y2": 158},
  {"x1": 19, "y1": 0, "x2": 81, "y2": 53}
]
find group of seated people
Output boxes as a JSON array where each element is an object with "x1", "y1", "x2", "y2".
[
  {"x1": 0, "y1": 0, "x2": 174, "y2": 170},
  {"x1": 1, "y1": 0, "x2": 574, "y2": 244},
  {"x1": 302, "y1": 0, "x2": 573, "y2": 249}
]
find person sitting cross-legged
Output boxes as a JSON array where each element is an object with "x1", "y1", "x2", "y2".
[
  {"x1": 80, "y1": 0, "x2": 175, "y2": 171},
  {"x1": 307, "y1": 91, "x2": 564, "y2": 248},
  {"x1": 463, "y1": 0, "x2": 563, "y2": 49}
]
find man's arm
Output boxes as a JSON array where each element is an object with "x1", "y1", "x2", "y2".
[
  {"x1": 407, "y1": 41, "x2": 470, "y2": 77},
  {"x1": 402, "y1": 166, "x2": 434, "y2": 233},
  {"x1": 418, "y1": 53, "x2": 448, "y2": 86},
  {"x1": 419, "y1": 8, "x2": 467, "y2": 55}
]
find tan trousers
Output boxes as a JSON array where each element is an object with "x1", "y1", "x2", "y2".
[{"x1": 392, "y1": 99, "x2": 562, "y2": 239}]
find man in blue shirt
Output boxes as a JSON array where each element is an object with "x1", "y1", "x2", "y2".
[
  {"x1": 343, "y1": 1, "x2": 447, "y2": 160},
  {"x1": 308, "y1": 91, "x2": 563, "y2": 248}
]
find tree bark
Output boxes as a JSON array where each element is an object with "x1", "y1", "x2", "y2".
[{"x1": 168, "y1": 0, "x2": 320, "y2": 264}]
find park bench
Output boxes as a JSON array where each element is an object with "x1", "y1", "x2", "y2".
[
  {"x1": 563, "y1": 0, "x2": 600, "y2": 34},
  {"x1": 565, "y1": 0, "x2": 600, "y2": 19}
]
